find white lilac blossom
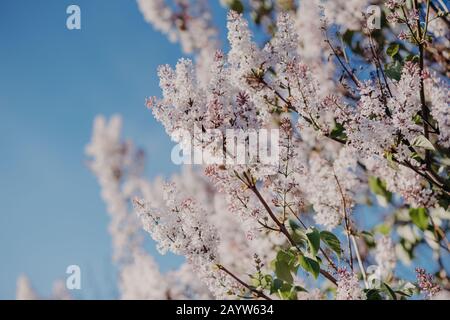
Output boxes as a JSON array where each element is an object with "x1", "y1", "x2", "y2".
[
  {"x1": 427, "y1": 15, "x2": 449, "y2": 38},
  {"x1": 336, "y1": 269, "x2": 366, "y2": 300},
  {"x1": 431, "y1": 290, "x2": 450, "y2": 300},
  {"x1": 365, "y1": 156, "x2": 437, "y2": 208},
  {"x1": 227, "y1": 11, "x2": 274, "y2": 115},
  {"x1": 347, "y1": 62, "x2": 425, "y2": 160},
  {"x1": 323, "y1": 0, "x2": 371, "y2": 31},
  {"x1": 137, "y1": 0, "x2": 219, "y2": 85},
  {"x1": 16, "y1": 275, "x2": 72, "y2": 300},
  {"x1": 119, "y1": 250, "x2": 214, "y2": 300},
  {"x1": 150, "y1": 11, "x2": 370, "y2": 233},
  {"x1": 304, "y1": 155, "x2": 343, "y2": 230},
  {"x1": 374, "y1": 236, "x2": 397, "y2": 280},
  {"x1": 143, "y1": 166, "x2": 281, "y2": 275},
  {"x1": 268, "y1": 13, "x2": 299, "y2": 70},
  {"x1": 227, "y1": 11, "x2": 264, "y2": 79},
  {"x1": 295, "y1": 0, "x2": 335, "y2": 95},
  {"x1": 86, "y1": 116, "x2": 220, "y2": 299},
  {"x1": 426, "y1": 73, "x2": 450, "y2": 148},
  {"x1": 134, "y1": 183, "x2": 243, "y2": 298},
  {"x1": 297, "y1": 145, "x2": 364, "y2": 231},
  {"x1": 85, "y1": 115, "x2": 144, "y2": 262},
  {"x1": 416, "y1": 267, "x2": 441, "y2": 299},
  {"x1": 388, "y1": 62, "x2": 423, "y2": 141},
  {"x1": 119, "y1": 250, "x2": 169, "y2": 300},
  {"x1": 16, "y1": 275, "x2": 39, "y2": 300},
  {"x1": 165, "y1": 263, "x2": 215, "y2": 299},
  {"x1": 385, "y1": 0, "x2": 406, "y2": 10}
]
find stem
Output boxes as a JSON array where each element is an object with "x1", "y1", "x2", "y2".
[
  {"x1": 325, "y1": 39, "x2": 361, "y2": 88},
  {"x1": 333, "y1": 174, "x2": 354, "y2": 271},
  {"x1": 415, "y1": 0, "x2": 432, "y2": 169},
  {"x1": 424, "y1": 0, "x2": 432, "y2": 37},
  {"x1": 250, "y1": 185, "x2": 296, "y2": 245},
  {"x1": 350, "y1": 235, "x2": 369, "y2": 289},
  {"x1": 401, "y1": 6, "x2": 421, "y2": 45},
  {"x1": 368, "y1": 34, "x2": 393, "y2": 98},
  {"x1": 217, "y1": 264, "x2": 272, "y2": 300},
  {"x1": 248, "y1": 182, "x2": 338, "y2": 286}
]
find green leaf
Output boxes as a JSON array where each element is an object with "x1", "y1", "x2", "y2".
[
  {"x1": 278, "y1": 283, "x2": 297, "y2": 300},
  {"x1": 270, "y1": 278, "x2": 283, "y2": 294},
  {"x1": 270, "y1": 279, "x2": 297, "y2": 300},
  {"x1": 320, "y1": 231, "x2": 342, "y2": 257},
  {"x1": 365, "y1": 289, "x2": 382, "y2": 300},
  {"x1": 410, "y1": 152, "x2": 423, "y2": 163},
  {"x1": 375, "y1": 223, "x2": 391, "y2": 235},
  {"x1": 386, "y1": 43, "x2": 400, "y2": 58},
  {"x1": 229, "y1": 0, "x2": 244, "y2": 14},
  {"x1": 298, "y1": 255, "x2": 320, "y2": 279},
  {"x1": 276, "y1": 249, "x2": 297, "y2": 270},
  {"x1": 409, "y1": 208, "x2": 429, "y2": 231},
  {"x1": 382, "y1": 282, "x2": 397, "y2": 300},
  {"x1": 294, "y1": 285, "x2": 307, "y2": 293},
  {"x1": 405, "y1": 54, "x2": 419, "y2": 63},
  {"x1": 342, "y1": 30, "x2": 354, "y2": 46},
  {"x1": 368, "y1": 176, "x2": 392, "y2": 202},
  {"x1": 411, "y1": 135, "x2": 436, "y2": 151},
  {"x1": 275, "y1": 260, "x2": 293, "y2": 284},
  {"x1": 289, "y1": 220, "x2": 306, "y2": 247},
  {"x1": 385, "y1": 60, "x2": 402, "y2": 81},
  {"x1": 330, "y1": 122, "x2": 347, "y2": 141},
  {"x1": 260, "y1": 274, "x2": 272, "y2": 289},
  {"x1": 288, "y1": 219, "x2": 301, "y2": 231},
  {"x1": 385, "y1": 151, "x2": 398, "y2": 170},
  {"x1": 306, "y1": 228, "x2": 320, "y2": 256},
  {"x1": 413, "y1": 114, "x2": 422, "y2": 124},
  {"x1": 250, "y1": 276, "x2": 260, "y2": 287}
]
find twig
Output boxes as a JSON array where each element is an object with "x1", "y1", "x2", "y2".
[
  {"x1": 350, "y1": 235, "x2": 369, "y2": 289},
  {"x1": 245, "y1": 177, "x2": 338, "y2": 286},
  {"x1": 217, "y1": 264, "x2": 272, "y2": 300}
]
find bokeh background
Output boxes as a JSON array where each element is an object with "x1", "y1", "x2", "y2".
[{"x1": 0, "y1": 0, "x2": 232, "y2": 299}]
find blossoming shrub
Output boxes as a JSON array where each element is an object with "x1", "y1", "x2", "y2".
[{"x1": 82, "y1": 0, "x2": 450, "y2": 300}]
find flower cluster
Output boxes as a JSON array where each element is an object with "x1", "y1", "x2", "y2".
[
  {"x1": 323, "y1": 0, "x2": 371, "y2": 31},
  {"x1": 134, "y1": 183, "x2": 245, "y2": 298},
  {"x1": 336, "y1": 268, "x2": 366, "y2": 300},
  {"x1": 85, "y1": 115, "x2": 145, "y2": 262},
  {"x1": 16, "y1": 275, "x2": 71, "y2": 300},
  {"x1": 137, "y1": 0, "x2": 219, "y2": 84},
  {"x1": 416, "y1": 267, "x2": 441, "y2": 299},
  {"x1": 374, "y1": 236, "x2": 397, "y2": 280}
]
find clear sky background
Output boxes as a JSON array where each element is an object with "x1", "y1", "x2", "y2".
[{"x1": 0, "y1": 0, "x2": 231, "y2": 299}]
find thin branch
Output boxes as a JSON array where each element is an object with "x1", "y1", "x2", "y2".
[
  {"x1": 217, "y1": 264, "x2": 272, "y2": 300},
  {"x1": 246, "y1": 179, "x2": 338, "y2": 286},
  {"x1": 350, "y1": 235, "x2": 369, "y2": 289},
  {"x1": 333, "y1": 174, "x2": 354, "y2": 272},
  {"x1": 325, "y1": 38, "x2": 361, "y2": 88}
]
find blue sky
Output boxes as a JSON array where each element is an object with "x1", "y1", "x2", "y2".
[{"x1": 0, "y1": 0, "x2": 230, "y2": 299}]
